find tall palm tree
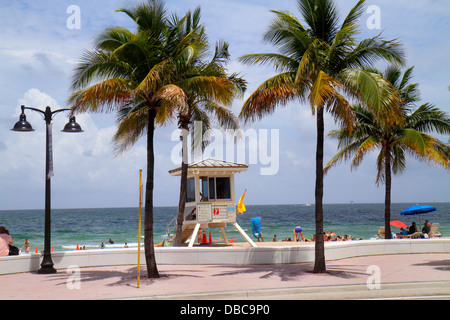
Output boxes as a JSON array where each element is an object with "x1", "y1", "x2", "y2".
[
  {"x1": 174, "y1": 44, "x2": 247, "y2": 246},
  {"x1": 68, "y1": 0, "x2": 200, "y2": 278},
  {"x1": 238, "y1": 0, "x2": 404, "y2": 273},
  {"x1": 164, "y1": 9, "x2": 246, "y2": 246},
  {"x1": 325, "y1": 66, "x2": 450, "y2": 239}
]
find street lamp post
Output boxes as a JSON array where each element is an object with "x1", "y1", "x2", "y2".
[{"x1": 11, "y1": 105, "x2": 83, "y2": 274}]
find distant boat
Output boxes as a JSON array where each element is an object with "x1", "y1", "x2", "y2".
[
  {"x1": 350, "y1": 201, "x2": 354, "y2": 204},
  {"x1": 305, "y1": 203, "x2": 311, "y2": 207}
]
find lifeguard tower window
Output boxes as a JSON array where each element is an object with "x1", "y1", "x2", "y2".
[
  {"x1": 216, "y1": 177, "x2": 231, "y2": 199},
  {"x1": 198, "y1": 176, "x2": 231, "y2": 201},
  {"x1": 186, "y1": 178, "x2": 195, "y2": 202},
  {"x1": 201, "y1": 177, "x2": 209, "y2": 201}
]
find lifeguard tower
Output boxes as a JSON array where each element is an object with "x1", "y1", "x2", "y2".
[{"x1": 167, "y1": 158, "x2": 256, "y2": 247}]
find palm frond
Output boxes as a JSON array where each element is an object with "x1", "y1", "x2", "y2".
[
  {"x1": 406, "y1": 103, "x2": 450, "y2": 135},
  {"x1": 69, "y1": 78, "x2": 133, "y2": 113},
  {"x1": 341, "y1": 68, "x2": 402, "y2": 122},
  {"x1": 239, "y1": 72, "x2": 304, "y2": 123},
  {"x1": 297, "y1": 0, "x2": 340, "y2": 43},
  {"x1": 339, "y1": 36, "x2": 405, "y2": 70},
  {"x1": 113, "y1": 104, "x2": 149, "y2": 155},
  {"x1": 70, "y1": 50, "x2": 130, "y2": 91},
  {"x1": 239, "y1": 53, "x2": 299, "y2": 73},
  {"x1": 341, "y1": 0, "x2": 366, "y2": 30},
  {"x1": 309, "y1": 70, "x2": 340, "y2": 109}
]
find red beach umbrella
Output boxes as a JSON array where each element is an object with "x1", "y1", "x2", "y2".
[{"x1": 390, "y1": 220, "x2": 408, "y2": 229}]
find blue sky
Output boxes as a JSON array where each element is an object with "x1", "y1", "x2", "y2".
[{"x1": 0, "y1": 0, "x2": 449, "y2": 210}]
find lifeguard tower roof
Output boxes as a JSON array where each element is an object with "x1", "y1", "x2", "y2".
[{"x1": 169, "y1": 158, "x2": 248, "y2": 176}]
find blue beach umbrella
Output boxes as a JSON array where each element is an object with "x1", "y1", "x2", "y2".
[{"x1": 401, "y1": 205, "x2": 437, "y2": 227}]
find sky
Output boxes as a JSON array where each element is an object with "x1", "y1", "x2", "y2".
[{"x1": 0, "y1": 0, "x2": 449, "y2": 210}]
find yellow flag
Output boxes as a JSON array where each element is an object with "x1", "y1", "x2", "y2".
[{"x1": 237, "y1": 189, "x2": 247, "y2": 213}]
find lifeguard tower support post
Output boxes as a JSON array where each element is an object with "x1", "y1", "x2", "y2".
[{"x1": 168, "y1": 158, "x2": 256, "y2": 247}]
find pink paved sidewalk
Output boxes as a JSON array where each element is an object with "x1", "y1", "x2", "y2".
[{"x1": 1, "y1": 253, "x2": 449, "y2": 300}]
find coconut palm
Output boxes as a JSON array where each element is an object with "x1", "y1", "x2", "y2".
[
  {"x1": 173, "y1": 35, "x2": 247, "y2": 246},
  {"x1": 325, "y1": 66, "x2": 450, "y2": 239},
  {"x1": 68, "y1": 0, "x2": 204, "y2": 278},
  {"x1": 238, "y1": 0, "x2": 404, "y2": 273}
]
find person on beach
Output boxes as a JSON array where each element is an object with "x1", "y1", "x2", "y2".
[
  {"x1": 421, "y1": 222, "x2": 431, "y2": 238},
  {"x1": 408, "y1": 222, "x2": 417, "y2": 235},
  {"x1": 251, "y1": 217, "x2": 264, "y2": 242},
  {"x1": 324, "y1": 230, "x2": 330, "y2": 241},
  {"x1": 198, "y1": 228, "x2": 203, "y2": 244},
  {"x1": 329, "y1": 231, "x2": 337, "y2": 241},
  {"x1": 293, "y1": 226, "x2": 305, "y2": 242},
  {"x1": 0, "y1": 226, "x2": 14, "y2": 256},
  {"x1": 23, "y1": 239, "x2": 30, "y2": 254}
]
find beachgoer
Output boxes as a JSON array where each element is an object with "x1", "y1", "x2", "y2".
[
  {"x1": 197, "y1": 228, "x2": 203, "y2": 244},
  {"x1": 329, "y1": 231, "x2": 337, "y2": 241},
  {"x1": 124, "y1": 243, "x2": 129, "y2": 248},
  {"x1": 24, "y1": 239, "x2": 30, "y2": 254},
  {"x1": 100, "y1": 242, "x2": 105, "y2": 249},
  {"x1": 408, "y1": 222, "x2": 417, "y2": 235},
  {"x1": 0, "y1": 226, "x2": 14, "y2": 257},
  {"x1": 293, "y1": 226, "x2": 305, "y2": 242},
  {"x1": 273, "y1": 235, "x2": 277, "y2": 242},
  {"x1": 421, "y1": 222, "x2": 431, "y2": 236},
  {"x1": 397, "y1": 228, "x2": 408, "y2": 238},
  {"x1": 108, "y1": 239, "x2": 114, "y2": 244},
  {"x1": 251, "y1": 217, "x2": 264, "y2": 242}
]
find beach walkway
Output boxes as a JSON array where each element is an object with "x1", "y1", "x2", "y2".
[{"x1": 1, "y1": 253, "x2": 449, "y2": 300}]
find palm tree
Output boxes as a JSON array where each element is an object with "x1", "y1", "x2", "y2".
[
  {"x1": 68, "y1": 0, "x2": 202, "y2": 278},
  {"x1": 325, "y1": 66, "x2": 450, "y2": 239},
  {"x1": 238, "y1": 0, "x2": 404, "y2": 273},
  {"x1": 163, "y1": 9, "x2": 246, "y2": 246},
  {"x1": 174, "y1": 45, "x2": 247, "y2": 246}
]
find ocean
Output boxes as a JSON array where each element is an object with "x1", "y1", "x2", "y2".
[{"x1": 1, "y1": 203, "x2": 449, "y2": 252}]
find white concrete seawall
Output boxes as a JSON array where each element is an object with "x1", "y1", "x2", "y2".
[{"x1": 1, "y1": 239, "x2": 449, "y2": 275}]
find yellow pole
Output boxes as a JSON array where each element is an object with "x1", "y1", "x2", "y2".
[{"x1": 137, "y1": 169, "x2": 142, "y2": 288}]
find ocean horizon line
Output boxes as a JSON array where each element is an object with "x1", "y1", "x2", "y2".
[{"x1": 2, "y1": 201, "x2": 448, "y2": 212}]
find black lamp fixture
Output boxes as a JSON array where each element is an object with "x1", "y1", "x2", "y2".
[
  {"x1": 11, "y1": 106, "x2": 35, "y2": 132},
  {"x1": 11, "y1": 105, "x2": 83, "y2": 274},
  {"x1": 62, "y1": 115, "x2": 84, "y2": 133}
]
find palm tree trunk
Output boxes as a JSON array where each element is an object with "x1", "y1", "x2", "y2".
[
  {"x1": 175, "y1": 121, "x2": 189, "y2": 246},
  {"x1": 314, "y1": 107, "x2": 326, "y2": 273},
  {"x1": 384, "y1": 146, "x2": 392, "y2": 239},
  {"x1": 144, "y1": 108, "x2": 160, "y2": 278}
]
